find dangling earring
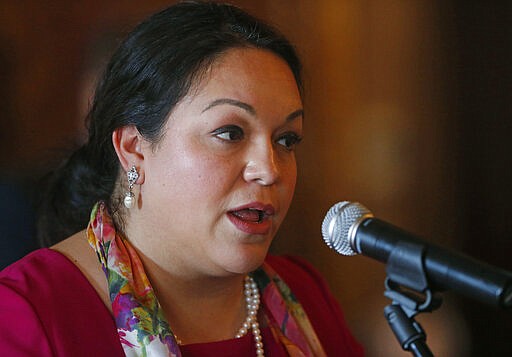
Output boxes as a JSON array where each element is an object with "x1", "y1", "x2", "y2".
[{"x1": 124, "y1": 165, "x2": 139, "y2": 209}]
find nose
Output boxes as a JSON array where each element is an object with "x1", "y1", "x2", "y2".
[{"x1": 243, "y1": 141, "x2": 279, "y2": 186}]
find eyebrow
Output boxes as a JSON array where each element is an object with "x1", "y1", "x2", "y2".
[
  {"x1": 202, "y1": 98, "x2": 303, "y2": 121},
  {"x1": 286, "y1": 109, "x2": 304, "y2": 121},
  {"x1": 202, "y1": 98, "x2": 256, "y2": 115}
]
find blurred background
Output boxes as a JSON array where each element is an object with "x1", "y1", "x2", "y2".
[{"x1": 0, "y1": 0, "x2": 510, "y2": 355}]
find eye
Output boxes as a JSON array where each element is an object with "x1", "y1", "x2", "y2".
[
  {"x1": 276, "y1": 132, "x2": 303, "y2": 151},
  {"x1": 211, "y1": 125, "x2": 244, "y2": 142}
]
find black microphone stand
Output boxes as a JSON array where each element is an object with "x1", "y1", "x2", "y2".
[{"x1": 383, "y1": 241, "x2": 443, "y2": 357}]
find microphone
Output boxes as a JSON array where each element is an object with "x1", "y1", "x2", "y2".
[{"x1": 322, "y1": 201, "x2": 512, "y2": 309}]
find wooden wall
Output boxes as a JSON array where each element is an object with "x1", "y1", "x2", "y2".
[{"x1": 1, "y1": 1, "x2": 510, "y2": 355}]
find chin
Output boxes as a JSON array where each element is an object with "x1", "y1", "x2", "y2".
[{"x1": 222, "y1": 246, "x2": 269, "y2": 275}]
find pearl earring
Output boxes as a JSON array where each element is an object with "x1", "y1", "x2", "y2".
[{"x1": 124, "y1": 165, "x2": 139, "y2": 209}]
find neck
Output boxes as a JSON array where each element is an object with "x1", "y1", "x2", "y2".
[{"x1": 139, "y1": 250, "x2": 249, "y2": 345}]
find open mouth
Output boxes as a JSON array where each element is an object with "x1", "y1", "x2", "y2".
[
  {"x1": 230, "y1": 208, "x2": 266, "y2": 223},
  {"x1": 227, "y1": 204, "x2": 275, "y2": 235}
]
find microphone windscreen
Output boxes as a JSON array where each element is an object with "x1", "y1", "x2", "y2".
[{"x1": 321, "y1": 201, "x2": 372, "y2": 255}]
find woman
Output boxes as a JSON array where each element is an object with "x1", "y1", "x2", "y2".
[{"x1": 0, "y1": 1, "x2": 363, "y2": 356}]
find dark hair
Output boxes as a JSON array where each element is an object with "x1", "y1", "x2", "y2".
[{"x1": 37, "y1": 0, "x2": 303, "y2": 246}]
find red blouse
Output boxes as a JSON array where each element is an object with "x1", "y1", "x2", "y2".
[{"x1": 0, "y1": 249, "x2": 363, "y2": 356}]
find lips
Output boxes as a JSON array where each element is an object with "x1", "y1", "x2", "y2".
[{"x1": 227, "y1": 203, "x2": 275, "y2": 235}]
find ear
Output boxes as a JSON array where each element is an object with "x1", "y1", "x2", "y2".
[{"x1": 112, "y1": 125, "x2": 145, "y2": 184}]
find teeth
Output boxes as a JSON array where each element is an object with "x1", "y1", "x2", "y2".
[{"x1": 231, "y1": 208, "x2": 265, "y2": 223}]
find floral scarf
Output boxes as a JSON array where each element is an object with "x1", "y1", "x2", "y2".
[{"x1": 87, "y1": 202, "x2": 326, "y2": 357}]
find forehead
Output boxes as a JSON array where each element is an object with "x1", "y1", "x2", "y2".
[{"x1": 187, "y1": 47, "x2": 302, "y2": 109}]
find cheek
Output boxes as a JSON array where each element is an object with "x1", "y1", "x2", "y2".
[
  {"x1": 146, "y1": 145, "x2": 238, "y2": 203},
  {"x1": 184, "y1": 158, "x2": 234, "y2": 196}
]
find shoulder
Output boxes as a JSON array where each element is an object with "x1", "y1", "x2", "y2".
[
  {"x1": 264, "y1": 254, "x2": 339, "y2": 306},
  {"x1": 0, "y1": 248, "x2": 122, "y2": 356},
  {"x1": 0, "y1": 248, "x2": 76, "y2": 289},
  {"x1": 0, "y1": 247, "x2": 102, "y2": 321},
  {"x1": 264, "y1": 255, "x2": 340, "y2": 309},
  {"x1": 265, "y1": 255, "x2": 365, "y2": 356},
  {"x1": 52, "y1": 229, "x2": 112, "y2": 309},
  {"x1": 0, "y1": 247, "x2": 97, "y2": 297},
  {"x1": 0, "y1": 249, "x2": 60, "y2": 355},
  {"x1": 265, "y1": 254, "x2": 327, "y2": 285}
]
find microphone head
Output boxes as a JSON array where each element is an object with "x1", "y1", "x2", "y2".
[{"x1": 321, "y1": 201, "x2": 373, "y2": 255}]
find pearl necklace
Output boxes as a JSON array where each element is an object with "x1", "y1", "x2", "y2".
[
  {"x1": 174, "y1": 275, "x2": 264, "y2": 356},
  {"x1": 237, "y1": 275, "x2": 264, "y2": 356}
]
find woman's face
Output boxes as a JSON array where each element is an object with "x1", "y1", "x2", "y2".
[{"x1": 135, "y1": 48, "x2": 303, "y2": 277}]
